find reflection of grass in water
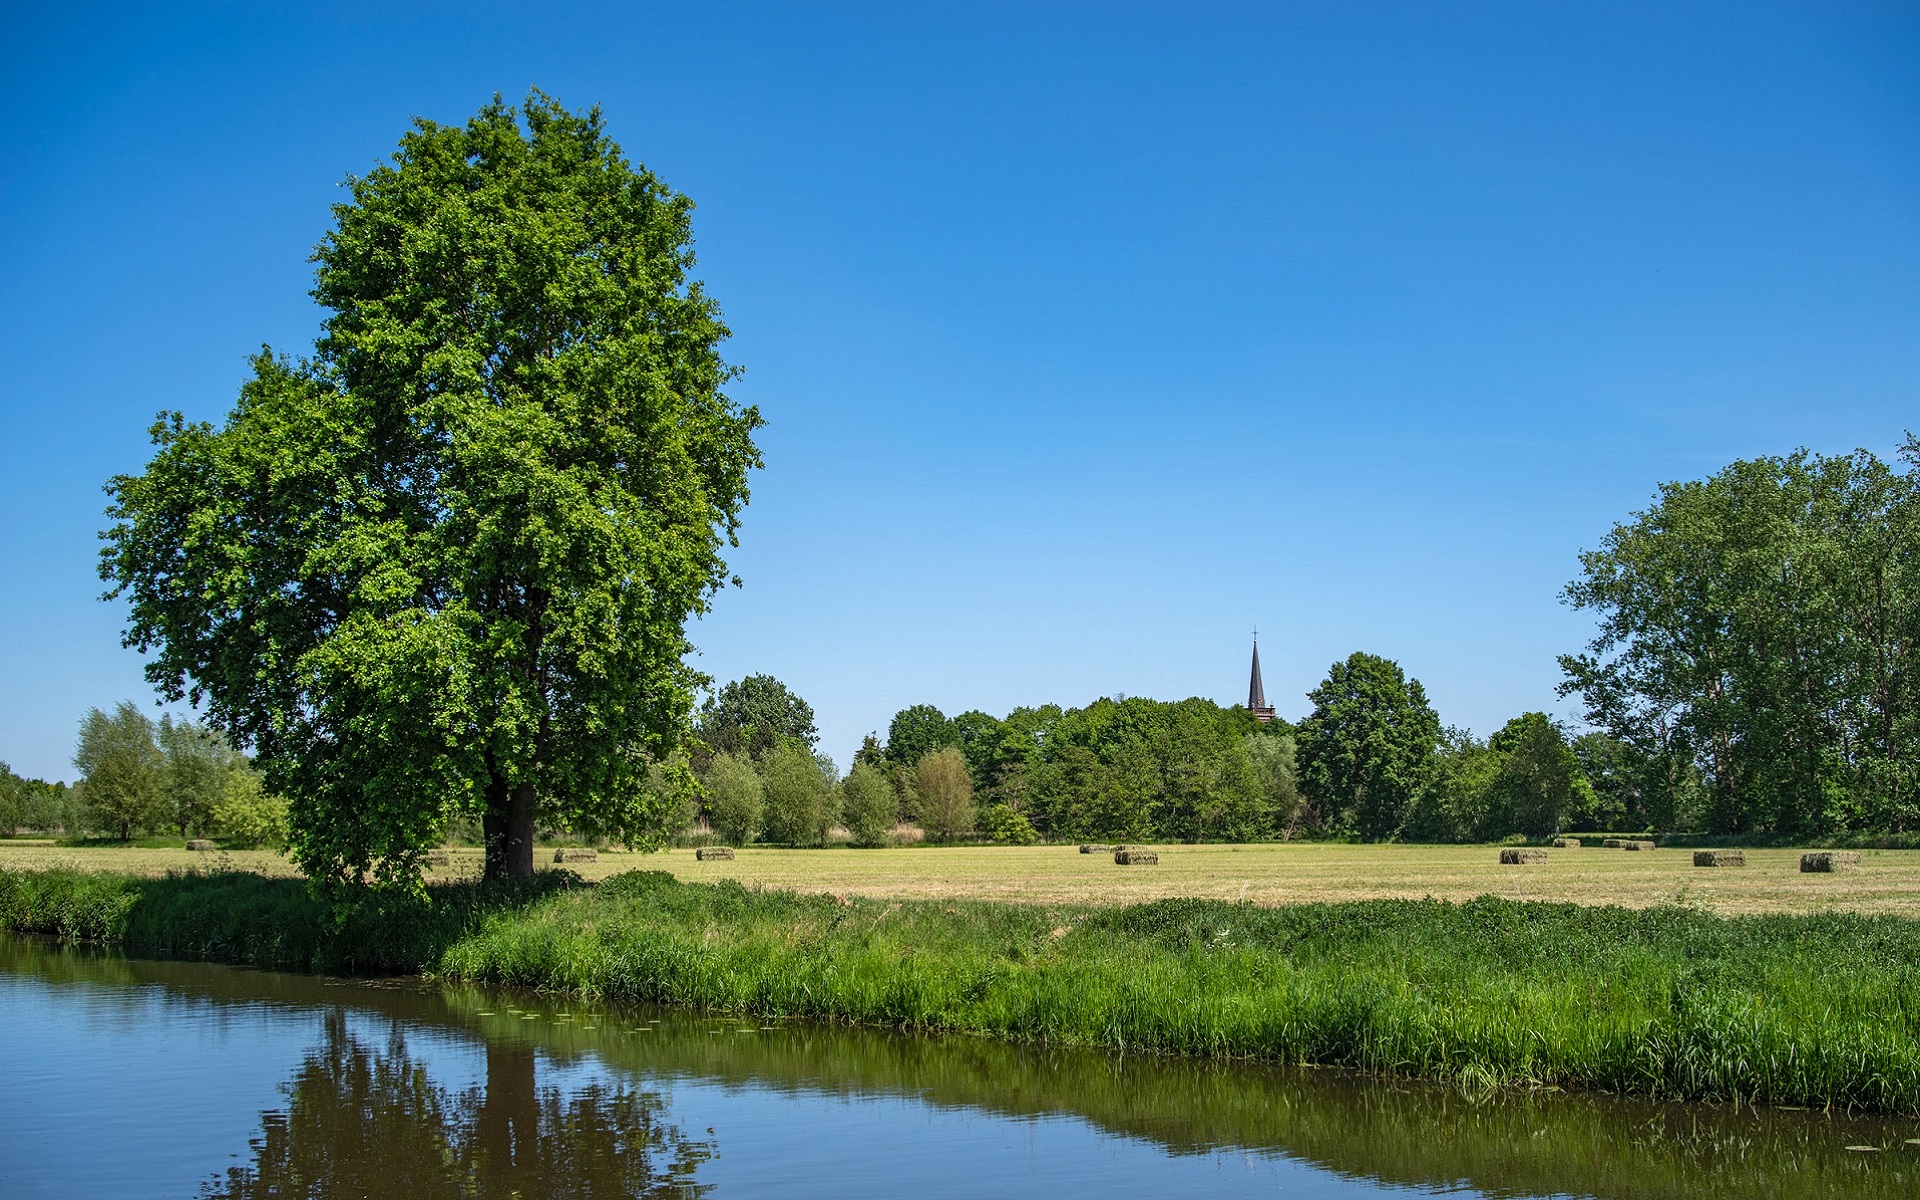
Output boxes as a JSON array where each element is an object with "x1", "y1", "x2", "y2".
[
  {"x1": 5, "y1": 863, "x2": 1920, "y2": 1116},
  {"x1": 439, "y1": 871, "x2": 1920, "y2": 1114},
  {"x1": 433, "y1": 982, "x2": 1918, "y2": 1200},
  {"x1": 2, "y1": 937, "x2": 1911, "y2": 1200}
]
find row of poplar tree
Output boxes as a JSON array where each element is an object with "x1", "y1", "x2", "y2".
[{"x1": 0, "y1": 702, "x2": 288, "y2": 845}]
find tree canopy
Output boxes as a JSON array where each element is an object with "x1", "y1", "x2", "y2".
[
  {"x1": 1295, "y1": 653, "x2": 1441, "y2": 839},
  {"x1": 696, "y1": 675, "x2": 817, "y2": 760},
  {"x1": 1560, "y1": 444, "x2": 1919, "y2": 834},
  {"x1": 101, "y1": 93, "x2": 763, "y2": 889}
]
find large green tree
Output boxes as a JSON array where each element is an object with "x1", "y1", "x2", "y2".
[
  {"x1": 101, "y1": 94, "x2": 763, "y2": 889},
  {"x1": 1295, "y1": 653, "x2": 1441, "y2": 839},
  {"x1": 1561, "y1": 445, "x2": 1919, "y2": 833}
]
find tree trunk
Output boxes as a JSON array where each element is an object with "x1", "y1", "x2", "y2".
[{"x1": 483, "y1": 777, "x2": 537, "y2": 881}]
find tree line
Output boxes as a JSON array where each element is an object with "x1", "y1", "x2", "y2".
[{"x1": 0, "y1": 703, "x2": 287, "y2": 846}]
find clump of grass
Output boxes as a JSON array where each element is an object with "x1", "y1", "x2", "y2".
[
  {"x1": 437, "y1": 874, "x2": 1920, "y2": 1113},
  {"x1": 4, "y1": 864, "x2": 1917, "y2": 1113},
  {"x1": 0, "y1": 865, "x2": 576, "y2": 973}
]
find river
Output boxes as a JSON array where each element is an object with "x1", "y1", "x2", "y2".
[{"x1": 0, "y1": 938, "x2": 1911, "y2": 1198}]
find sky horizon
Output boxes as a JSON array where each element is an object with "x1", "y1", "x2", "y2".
[{"x1": 3, "y1": 2, "x2": 1917, "y2": 781}]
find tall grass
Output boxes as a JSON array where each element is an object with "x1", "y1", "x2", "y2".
[{"x1": 3, "y1": 864, "x2": 1916, "y2": 1113}]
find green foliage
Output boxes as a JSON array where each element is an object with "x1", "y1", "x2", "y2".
[
  {"x1": 158, "y1": 715, "x2": 252, "y2": 837},
  {"x1": 702, "y1": 752, "x2": 764, "y2": 846},
  {"x1": 1484, "y1": 712, "x2": 1595, "y2": 837},
  {"x1": 1243, "y1": 731, "x2": 1305, "y2": 836},
  {"x1": 977, "y1": 802, "x2": 1038, "y2": 845},
  {"x1": 431, "y1": 879, "x2": 1920, "y2": 1115},
  {"x1": 9, "y1": 864, "x2": 1920, "y2": 1113},
  {"x1": 74, "y1": 702, "x2": 168, "y2": 841},
  {"x1": 913, "y1": 747, "x2": 976, "y2": 842},
  {"x1": 697, "y1": 675, "x2": 818, "y2": 760},
  {"x1": 1562, "y1": 444, "x2": 1920, "y2": 834},
  {"x1": 210, "y1": 768, "x2": 291, "y2": 848},
  {"x1": 840, "y1": 761, "x2": 897, "y2": 847},
  {"x1": 1296, "y1": 653, "x2": 1441, "y2": 839},
  {"x1": 884, "y1": 704, "x2": 955, "y2": 771},
  {"x1": 759, "y1": 742, "x2": 837, "y2": 846},
  {"x1": 99, "y1": 93, "x2": 762, "y2": 891}
]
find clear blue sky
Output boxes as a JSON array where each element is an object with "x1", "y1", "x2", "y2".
[{"x1": 3, "y1": 2, "x2": 1917, "y2": 781}]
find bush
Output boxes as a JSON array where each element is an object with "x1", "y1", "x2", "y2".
[
  {"x1": 915, "y1": 747, "x2": 976, "y2": 842},
  {"x1": 209, "y1": 769, "x2": 290, "y2": 848},
  {"x1": 841, "y1": 762, "x2": 897, "y2": 847},
  {"x1": 704, "y1": 753, "x2": 764, "y2": 846},
  {"x1": 978, "y1": 802, "x2": 1038, "y2": 845}
]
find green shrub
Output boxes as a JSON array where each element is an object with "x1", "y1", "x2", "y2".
[{"x1": 841, "y1": 762, "x2": 897, "y2": 846}]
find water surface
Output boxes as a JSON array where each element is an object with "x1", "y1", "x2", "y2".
[{"x1": 0, "y1": 938, "x2": 1911, "y2": 1198}]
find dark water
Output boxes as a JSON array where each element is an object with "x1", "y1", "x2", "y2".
[{"x1": 0, "y1": 939, "x2": 1913, "y2": 1199}]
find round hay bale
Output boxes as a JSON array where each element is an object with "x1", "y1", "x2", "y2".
[
  {"x1": 1113, "y1": 849, "x2": 1158, "y2": 865},
  {"x1": 1693, "y1": 850, "x2": 1744, "y2": 867},
  {"x1": 553, "y1": 848, "x2": 599, "y2": 864},
  {"x1": 695, "y1": 846, "x2": 736, "y2": 861},
  {"x1": 1800, "y1": 850, "x2": 1861, "y2": 873},
  {"x1": 1499, "y1": 848, "x2": 1547, "y2": 864},
  {"x1": 184, "y1": 839, "x2": 215, "y2": 852}
]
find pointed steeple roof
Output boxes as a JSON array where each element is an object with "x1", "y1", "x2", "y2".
[{"x1": 1248, "y1": 636, "x2": 1268, "y2": 712}]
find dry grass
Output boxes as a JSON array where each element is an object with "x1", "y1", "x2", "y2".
[{"x1": 3, "y1": 840, "x2": 1915, "y2": 915}]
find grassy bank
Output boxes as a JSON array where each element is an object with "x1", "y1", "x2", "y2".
[{"x1": 3, "y1": 864, "x2": 1917, "y2": 1113}]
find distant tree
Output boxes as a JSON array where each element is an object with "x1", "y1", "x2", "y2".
[
  {"x1": 885, "y1": 705, "x2": 954, "y2": 771},
  {"x1": 1483, "y1": 713, "x2": 1595, "y2": 837},
  {"x1": 99, "y1": 94, "x2": 762, "y2": 890},
  {"x1": 914, "y1": 748, "x2": 976, "y2": 843},
  {"x1": 1295, "y1": 653, "x2": 1441, "y2": 840},
  {"x1": 853, "y1": 733, "x2": 886, "y2": 769},
  {"x1": 158, "y1": 715, "x2": 249, "y2": 837},
  {"x1": 840, "y1": 762, "x2": 897, "y2": 847},
  {"x1": 210, "y1": 767, "x2": 291, "y2": 849},
  {"x1": 1560, "y1": 445, "x2": 1920, "y2": 833},
  {"x1": 74, "y1": 702, "x2": 167, "y2": 841},
  {"x1": 759, "y1": 741, "x2": 838, "y2": 846},
  {"x1": 0, "y1": 763, "x2": 23, "y2": 834},
  {"x1": 703, "y1": 752, "x2": 764, "y2": 846},
  {"x1": 1244, "y1": 732, "x2": 1305, "y2": 838},
  {"x1": 697, "y1": 675, "x2": 818, "y2": 761},
  {"x1": 977, "y1": 802, "x2": 1039, "y2": 844}
]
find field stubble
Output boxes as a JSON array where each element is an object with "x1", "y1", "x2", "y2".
[{"x1": 1, "y1": 841, "x2": 1914, "y2": 916}]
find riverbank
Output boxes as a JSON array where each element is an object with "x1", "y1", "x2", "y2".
[{"x1": 2, "y1": 864, "x2": 1916, "y2": 1114}]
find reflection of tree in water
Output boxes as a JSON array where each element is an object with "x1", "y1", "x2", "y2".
[{"x1": 202, "y1": 1012, "x2": 713, "y2": 1199}]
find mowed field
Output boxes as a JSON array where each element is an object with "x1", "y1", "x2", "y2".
[{"x1": 2, "y1": 839, "x2": 1916, "y2": 916}]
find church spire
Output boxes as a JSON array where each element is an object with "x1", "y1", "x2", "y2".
[{"x1": 1248, "y1": 632, "x2": 1275, "y2": 723}]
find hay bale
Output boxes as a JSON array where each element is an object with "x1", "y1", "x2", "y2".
[
  {"x1": 1113, "y1": 849, "x2": 1158, "y2": 865},
  {"x1": 695, "y1": 846, "x2": 735, "y2": 861},
  {"x1": 1602, "y1": 838, "x2": 1624, "y2": 848},
  {"x1": 553, "y1": 848, "x2": 599, "y2": 864},
  {"x1": 184, "y1": 839, "x2": 215, "y2": 852},
  {"x1": 1693, "y1": 850, "x2": 1745, "y2": 867},
  {"x1": 1800, "y1": 850, "x2": 1861, "y2": 873},
  {"x1": 1552, "y1": 837, "x2": 1581, "y2": 848},
  {"x1": 425, "y1": 849, "x2": 451, "y2": 866},
  {"x1": 1078, "y1": 844, "x2": 1116, "y2": 854},
  {"x1": 1499, "y1": 848, "x2": 1547, "y2": 864},
  {"x1": 1622, "y1": 840, "x2": 1655, "y2": 851}
]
